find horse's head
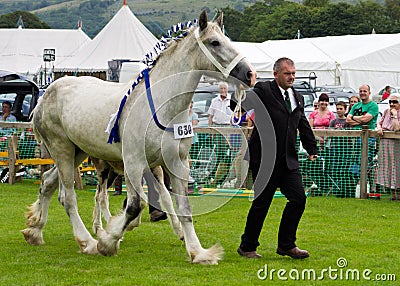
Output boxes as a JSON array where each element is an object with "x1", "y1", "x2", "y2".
[{"x1": 194, "y1": 11, "x2": 256, "y2": 87}]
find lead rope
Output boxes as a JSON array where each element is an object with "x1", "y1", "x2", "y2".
[{"x1": 231, "y1": 88, "x2": 247, "y2": 126}]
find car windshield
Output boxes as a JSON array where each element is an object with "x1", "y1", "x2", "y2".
[
  {"x1": 316, "y1": 86, "x2": 355, "y2": 93},
  {"x1": 302, "y1": 94, "x2": 315, "y2": 107}
]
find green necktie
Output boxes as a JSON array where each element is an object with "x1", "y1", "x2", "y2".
[{"x1": 284, "y1": 90, "x2": 291, "y2": 112}]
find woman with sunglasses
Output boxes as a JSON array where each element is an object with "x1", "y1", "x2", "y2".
[
  {"x1": 376, "y1": 93, "x2": 400, "y2": 201},
  {"x1": 308, "y1": 93, "x2": 335, "y2": 129}
]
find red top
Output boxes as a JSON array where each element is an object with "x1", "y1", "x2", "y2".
[{"x1": 382, "y1": 91, "x2": 390, "y2": 100}]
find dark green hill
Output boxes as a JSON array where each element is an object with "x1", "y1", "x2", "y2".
[{"x1": 0, "y1": 0, "x2": 259, "y2": 38}]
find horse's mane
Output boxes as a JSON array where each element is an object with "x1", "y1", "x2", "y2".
[{"x1": 148, "y1": 21, "x2": 220, "y2": 70}]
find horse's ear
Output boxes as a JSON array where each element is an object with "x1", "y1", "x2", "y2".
[
  {"x1": 215, "y1": 12, "x2": 223, "y2": 29},
  {"x1": 199, "y1": 10, "x2": 208, "y2": 31}
]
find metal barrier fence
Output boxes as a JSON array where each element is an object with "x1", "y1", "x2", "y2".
[{"x1": 1, "y1": 122, "x2": 399, "y2": 200}]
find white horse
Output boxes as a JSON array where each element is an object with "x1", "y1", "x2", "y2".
[{"x1": 22, "y1": 11, "x2": 256, "y2": 264}]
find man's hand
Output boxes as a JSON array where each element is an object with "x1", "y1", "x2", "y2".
[{"x1": 308, "y1": 155, "x2": 318, "y2": 161}]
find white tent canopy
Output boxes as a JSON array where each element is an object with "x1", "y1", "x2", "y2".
[
  {"x1": 303, "y1": 33, "x2": 400, "y2": 93},
  {"x1": 0, "y1": 27, "x2": 90, "y2": 76},
  {"x1": 259, "y1": 39, "x2": 336, "y2": 84},
  {"x1": 56, "y1": 4, "x2": 158, "y2": 72},
  {"x1": 234, "y1": 33, "x2": 400, "y2": 93}
]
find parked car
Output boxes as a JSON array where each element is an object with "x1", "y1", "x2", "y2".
[
  {"x1": 373, "y1": 86, "x2": 400, "y2": 102},
  {"x1": 315, "y1": 85, "x2": 356, "y2": 95},
  {"x1": 0, "y1": 70, "x2": 39, "y2": 121},
  {"x1": 293, "y1": 80, "x2": 317, "y2": 108},
  {"x1": 377, "y1": 98, "x2": 391, "y2": 119}
]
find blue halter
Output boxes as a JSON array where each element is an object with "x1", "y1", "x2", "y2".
[{"x1": 143, "y1": 68, "x2": 174, "y2": 133}]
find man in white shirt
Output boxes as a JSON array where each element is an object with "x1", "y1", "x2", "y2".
[
  {"x1": 208, "y1": 82, "x2": 232, "y2": 126},
  {"x1": 208, "y1": 82, "x2": 233, "y2": 187}
]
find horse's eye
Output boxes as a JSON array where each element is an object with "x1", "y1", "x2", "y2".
[{"x1": 211, "y1": 41, "x2": 220, "y2": 47}]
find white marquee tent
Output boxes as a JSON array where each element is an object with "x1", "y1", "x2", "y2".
[
  {"x1": 234, "y1": 39, "x2": 337, "y2": 84},
  {"x1": 55, "y1": 4, "x2": 158, "y2": 73},
  {"x1": 0, "y1": 27, "x2": 90, "y2": 76},
  {"x1": 234, "y1": 33, "x2": 400, "y2": 93},
  {"x1": 303, "y1": 33, "x2": 400, "y2": 93}
]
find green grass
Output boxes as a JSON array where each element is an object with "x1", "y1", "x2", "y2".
[{"x1": 0, "y1": 180, "x2": 398, "y2": 285}]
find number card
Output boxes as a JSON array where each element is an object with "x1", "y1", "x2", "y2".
[{"x1": 173, "y1": 122, "x2": 194, "y2": 139}]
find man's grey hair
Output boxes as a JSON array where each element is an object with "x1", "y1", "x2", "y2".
[
  {"x1": 273, "y1": 57, "x2": 295, "y2": 73},
  {"x1": 218, "y1": 82, "x2": 228, "y2": 88}
]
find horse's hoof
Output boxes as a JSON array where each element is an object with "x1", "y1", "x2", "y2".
[
  {"x1": 75, "y1": 237, "x2": 99, "y2": 255},
  {"x1": 191, "y1": 244, "x2": 224, "y2": 265},
  {"x1": 97, "y1": 239, "x2": 120, "y2": 256},
  {"x1": 96, "y1": 230, "x2": 120, "y2": 256},
  {"x1": 21, "y1": 228, "x2": 44, "y2": 245}
]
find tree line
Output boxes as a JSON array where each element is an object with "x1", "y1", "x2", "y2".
[
  {"x1": 222, "y1": 0, "x2": 400, "y2": 41},
  {"x1": 1, "y1": 0, "x2": 400, "y2": 41}
]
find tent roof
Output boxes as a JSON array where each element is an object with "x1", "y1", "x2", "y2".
[
  {"x1": 56, "y1": 4, "x2": 158, "y2": 72},
  {"x1": 259, "y1": 39, "x2": 336, "y2": 71},
  {"x1": 232, "y1": 42, "x2": 274, "y2": 74},
  {"x1": 303, "y1": 33, "x2": 400, "y2": 70},
  {"x1": 0, "y1": 28, "x2": 90, "y2": 75}
]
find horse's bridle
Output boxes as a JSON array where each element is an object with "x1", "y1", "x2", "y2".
[{"x1": 194, "y1": 28, "x2": 245, "y2": 79}]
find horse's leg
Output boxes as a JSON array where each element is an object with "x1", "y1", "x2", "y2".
[
  {"x1": 22, "y1": 166, "x2": 59, "y2": 245},
  {"x1": 91, "y1": 158, "x2": 113, "y2": 235},
  {"x1": 97, "y1": 169, "x2": 146, "y2": 256},
  {"x1": 52, "y1": 147, "x2": 99, "y2": 254},
  {"x1": 151, "y1": 166, "x2": 183, "y2": 240},
  {"x1": 167, "y1": 163, "x2": 224, "y2": 265}
]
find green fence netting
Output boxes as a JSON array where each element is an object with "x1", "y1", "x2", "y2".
[{"x1": 1, "y1": 125, "x2": 399, "y2": 200}]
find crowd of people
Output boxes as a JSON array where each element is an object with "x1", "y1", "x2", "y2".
[{"x1": 305, "y1": 84, "x2": 400, "y2": 201}]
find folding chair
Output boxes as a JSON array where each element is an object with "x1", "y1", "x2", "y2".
[{"x1": 190, "y1": 145, "x2": 217, "y2": 184}]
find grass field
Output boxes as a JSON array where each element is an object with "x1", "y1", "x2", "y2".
[{"x1": 0, "y1": 180, "x2": 398, "y2": 285}]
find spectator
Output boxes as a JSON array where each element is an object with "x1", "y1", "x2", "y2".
[
  {"x1": 309, "y1": 93, "x2": 335, "y2": 148},
  {"x1": 346, "y1": 84, "x2": 379, "y2": 130},
  {"x1": 329, "y1": 101, "x2": 349, "y2": 130},
  {"x1": 346, "y1": 84, "x2": 379, "y2": 179},
  {"x1": 327, "y1": 101, "x2": 351, "y2": 182},
  {"x1": 208, "y1": 82, "x2": 233, "y2": 187},
  {"x1": 1, "y1": 101, "x2": 16, "y2": 122},
  {"x1": 0, "y1": 101, "x2": 17, "y2": 136},
  {"x1": 225, "y1": 108, "x2": 253, "y2": 188},
  {"x1": 375, "y1": 93, "x2": 400, "y2": 201},
  {"x1": 345, "y1": 95, "x2": 361, "y2": 116},
  {"x1": 382, "y1": 85, "x2": 391, "y2": 101},
  {"x1": 309, "y1": 93, "x2": 335, "y2": 129}
]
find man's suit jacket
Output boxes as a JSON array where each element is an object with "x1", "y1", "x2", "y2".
[{"x1": 248, "y1": 80, "x2": 318, "y2": 170}]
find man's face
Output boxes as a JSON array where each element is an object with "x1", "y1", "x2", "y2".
[
  {"x1": 336, "y1": 105, "x2": 345, "y2": 117},
  {"x1": 219, "y1": 85, "x2": 228, "y2": 99},
  {"x1": 359, "y1": 85, "x2": 371, "y2": 102},
  {"x1": 2, "y1": 103, "x2": 11, "y2": 115},
  {"x1": 274, "y1": 62, "x2": 296, "y2": 90}
]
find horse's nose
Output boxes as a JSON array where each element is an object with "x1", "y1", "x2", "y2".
[
  {"x1": 230, "y1": 59, "x2": 256, "y2": 87},
  {"x1": 248, "y1": 70, "x2": 257, "y2": 87}
]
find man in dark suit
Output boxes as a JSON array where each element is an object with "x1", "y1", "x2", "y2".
[{"x1": 237, "y1": 57, "x2": 318, "y2": 259}]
